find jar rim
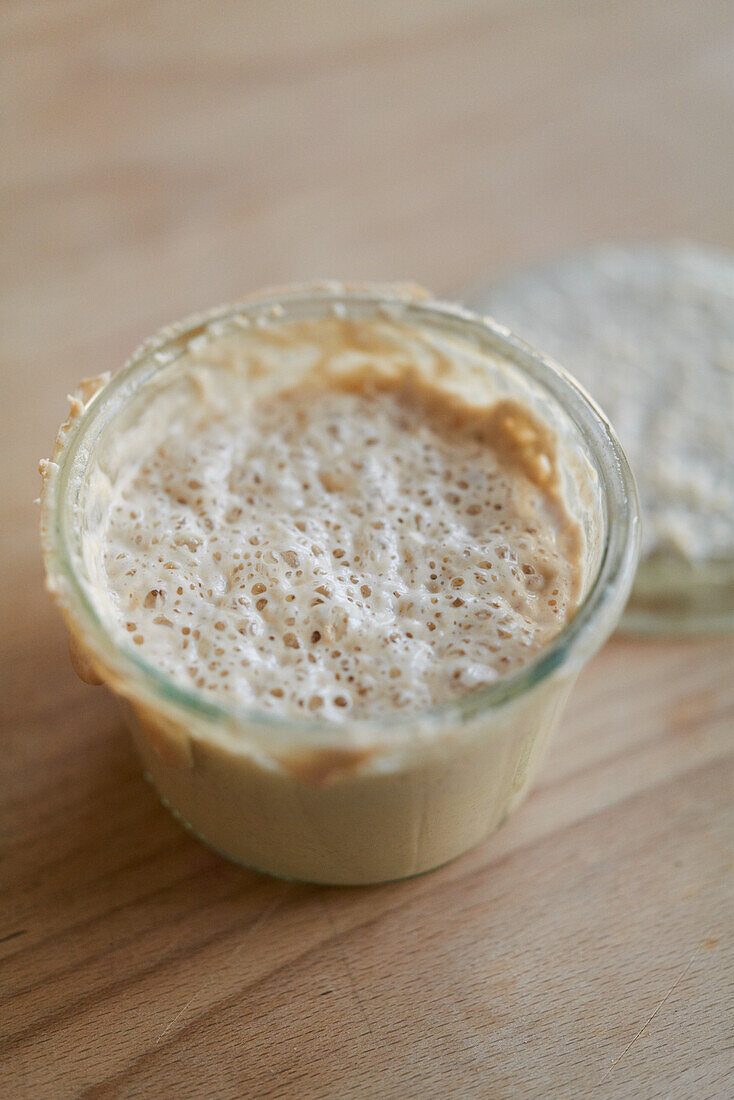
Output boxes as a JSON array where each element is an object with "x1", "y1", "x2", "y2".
[{"x1": 41, "y1": 285, "x2": 641, "y2": 745}]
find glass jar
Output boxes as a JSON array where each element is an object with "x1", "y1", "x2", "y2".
[
  {"x1": 40, "y1": 285, "x2": 640, "y2": 885},
  {"x1": 463, "y1": 242, "x2": 734, "y2": 637}
]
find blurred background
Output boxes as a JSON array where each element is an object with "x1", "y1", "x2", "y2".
[
  {"x1": 2, "y1": 4, "x2": 734, "y2": 1096},
  {"x1": 4, "y1": 1, "x2": 734, "y2": 521}
]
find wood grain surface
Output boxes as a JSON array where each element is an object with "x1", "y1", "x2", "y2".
[{"x1": 2, "y1": 2, "x2": 733, "y2": 1097}]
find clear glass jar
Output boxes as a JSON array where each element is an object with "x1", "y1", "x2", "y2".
[
  {"x1": 463, "y1": 242, "x2": 734, "y2": 638},
  {"x1": 622, "y1": 553, "x2": 734, "y2": 635},
  {"x1": 40, "y1": 285, "x2": 640, "y2": 884}
]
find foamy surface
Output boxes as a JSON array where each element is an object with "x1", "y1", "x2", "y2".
[{"x1": 90, "y1": 316, "x2": 582, "y2": 720}]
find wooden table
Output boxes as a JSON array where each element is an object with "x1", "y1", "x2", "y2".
[{"x1": 3, "y1": 2, "x2": 733, "y2": 1096}]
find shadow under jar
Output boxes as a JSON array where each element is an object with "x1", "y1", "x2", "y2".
[{"x1": 40, "y1": 285, "x2": 640, "y2": 885}]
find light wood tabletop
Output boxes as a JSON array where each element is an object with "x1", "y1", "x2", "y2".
[{"x1": 2, "y1": 2, "x2": 733, "y2": 1097}]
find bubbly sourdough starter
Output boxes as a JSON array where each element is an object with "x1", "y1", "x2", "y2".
[
  {"x1": 91, "y1": 318, "x2": 582, "y2": 721},
  {"x1": 42, "y1": 302, "x2": 611, "y2": 883}
]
